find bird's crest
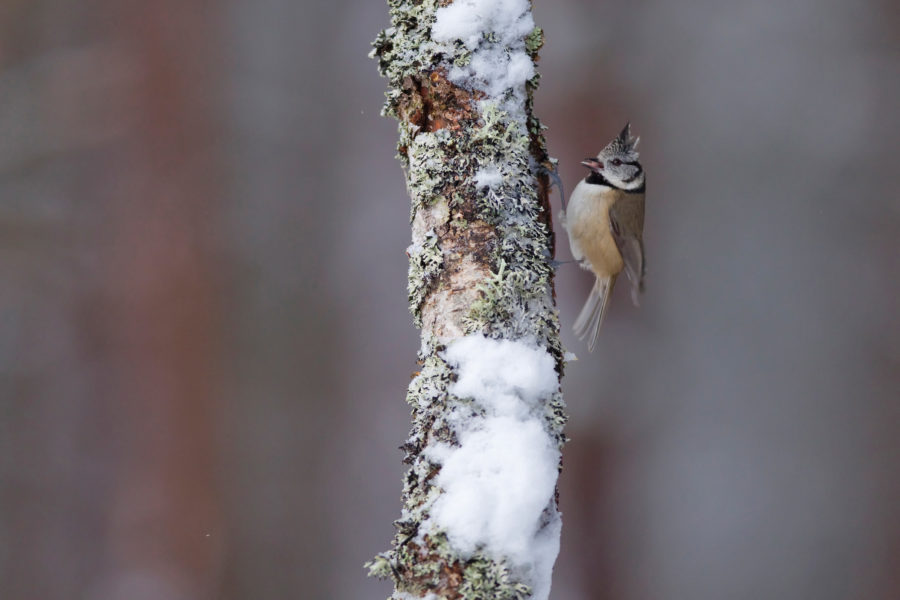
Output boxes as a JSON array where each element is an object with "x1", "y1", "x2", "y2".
[{"x1": 601, "y1": 122, "x2": 640, "y2": 161}]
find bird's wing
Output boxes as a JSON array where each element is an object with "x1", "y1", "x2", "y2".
[{"x1": 609, "y1": 194, "x2": 645, "y2": 300}]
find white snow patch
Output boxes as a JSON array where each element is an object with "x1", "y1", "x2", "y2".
[
  {"x1": 446, "y1": 335, "x2": 557, "y2": 410},
  {"x1": 473, "y1": 166, "x2": 503, "y2": 190},
  {"x1": 432, "y1": 0, "x2": 536, "y2": 122},
  {"x1": 395, "y1": 593, "x2": 440, "y2": 600},
  {"x1": 425, "y1": 335, "x2": 561, "y2": 600},
  {"x1": 432, "y1": 0, "x2": 534, "y2": 49}
]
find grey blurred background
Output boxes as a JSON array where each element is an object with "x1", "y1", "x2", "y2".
[{"x1": 0, "y1": 1, "x2": 897, "y2": 599}]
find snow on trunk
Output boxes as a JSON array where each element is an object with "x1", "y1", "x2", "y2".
[{"x1": 368, "y1": 2, "x2": 566, "y2": 599}]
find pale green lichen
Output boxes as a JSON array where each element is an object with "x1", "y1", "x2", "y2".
[
  {"x1": 407, "y1": 229, "x2": 443, "y2": 327},
  {"x1": 366, "y1": 554, "x2": 395, "y2": 580},
  {"x1": 406, "y1": 129, "x2": 458, "y2": 219},
  {"x1": 370, "y1": 0, "x2": 444, "y2": 120},
  {"x1": 459, "y1": 100, "x2": 562, "y2": 361},
  {"x1": 525, "y1": 27, "x2": 544, "y2": 57},
  {"x1": 460, "y1": 558, "x2": 533, "y2": 600},
  {"x1": 450, "y1": 215, "x2": 468, "y2": 230}
]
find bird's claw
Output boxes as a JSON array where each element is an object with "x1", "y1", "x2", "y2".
[{"x1": 537, "y1": 161, "x2": 566, "y2": 210}]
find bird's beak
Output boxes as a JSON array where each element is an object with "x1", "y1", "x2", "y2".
[{"x1": 581, "y1": 157, "x2": 603, "y2": 172}]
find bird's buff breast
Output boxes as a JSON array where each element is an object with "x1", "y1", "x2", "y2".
[{"x1": 567, "y1": 183, "x2": 624, "y2": 277}]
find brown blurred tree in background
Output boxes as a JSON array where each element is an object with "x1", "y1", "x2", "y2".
[{"x1": 0, "y1": 1, "x2": 222, "y2": 598}]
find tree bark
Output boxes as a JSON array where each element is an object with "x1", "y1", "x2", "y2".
[{"x1": 368, "y1": 2, "x2": 566, "y2": 599}]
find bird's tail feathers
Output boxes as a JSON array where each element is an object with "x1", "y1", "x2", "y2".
[{"x1": 573, "y1": 276, "x2": 616, "y2": 352}]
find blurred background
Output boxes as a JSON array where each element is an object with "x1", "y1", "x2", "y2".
[{"x1": 0, "y1": 1, "x2": 897, "y2": 599}]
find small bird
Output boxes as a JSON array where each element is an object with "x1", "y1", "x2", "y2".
[{"x1": 563, "y1": 123, "x2": 646, "y2": 351}]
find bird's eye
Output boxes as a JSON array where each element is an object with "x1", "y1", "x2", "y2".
[{"x1": 611, "y1": 158, "x2": 622, "y2": 166}]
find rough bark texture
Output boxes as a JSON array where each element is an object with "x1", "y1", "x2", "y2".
[{"x1": 368, "y1": 2, "x2": 566, "y2": 599}]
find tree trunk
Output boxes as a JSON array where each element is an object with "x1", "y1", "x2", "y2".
[{"x1": 367, "y1": 2, "x2": 566, "y2": 599}]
